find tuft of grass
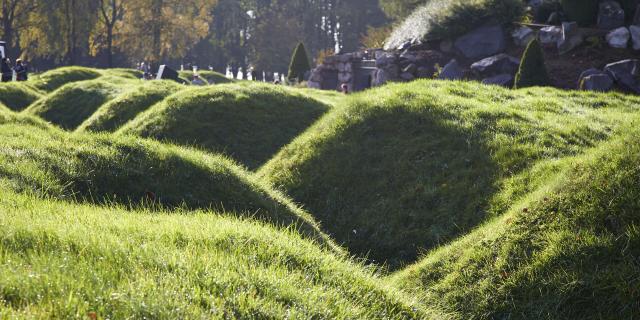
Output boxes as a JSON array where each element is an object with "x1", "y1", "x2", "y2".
[
  {"x1": 178, "y1": 70, "x2": 235, "y2": 84},
  {"x1": 0, "y1": 187, "x2": 442, "y2": 319},
  {"x1": 260, "y1": 79, "x2": 640, "y2": 268},
  {"x1": 24, "y1": 79, "x2": 132, "y2": 130},
  {"x1": 385, "y1": 0, "x2": 524, "y2": 49},
  {"x1": 0, "y1": 120, "x2": 336, "y2": 248},
  {"x1": 77, "y1": 80, "x2": 185, "y2": 133},
  {"x1": 30, "y1": 66, "x2": 103, "y2": 92},
  {"x1": 119, "y1": 83, "x2": 330, "y2": 170},
  {"x1": 391, "y1": 123, "x2": 640, "y2": 319},
  {"x1": 0, "y1": 82, "x2": 43, "y2": 111}
]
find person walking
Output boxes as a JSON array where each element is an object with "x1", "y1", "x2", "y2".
[
  {"x1": 13, "y1": 59, "x2": 28, "y2": 81},
  {"x1": 1, "y1": 58, "x2": 12, "y2": 82}
]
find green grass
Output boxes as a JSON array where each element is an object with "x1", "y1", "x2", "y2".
[
  {"x1": 0, "y1": 82, "x2": 43, "y2": 111},
  {"x1": 77, "y1": 80, "x2": 185, "y2": 133},
  {"x1": 385, "y1": 0, "x2": 524, "y2": 49},
  {"x1": 30, "y1": 67, "x2": 104, "y2": 92},
  {"x1": 391, "y1": 123, "x2": 640, "y2": 318},
  {"x1": 178, "y1": 70, "x2": 234, "y2": 84},
  {"x1": 259, "y1": 79, "x2": 640, "y2": 268},
  {"x1": 24, "y1": 79, "x2": 133, "y2": 130},
  {"x1": 0, "y1": 119, "x2": 335, "y2": 248},
  {"x1": 0, "y1": 187, "x2": 444, "y2": 319},
  {"x1": 119, "y1": 83, "x2": 330, "y2": 170}
]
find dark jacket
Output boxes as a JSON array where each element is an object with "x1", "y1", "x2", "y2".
[
  {"x1": 14, "y1": 64, "x2": 27, "y2": 81},
  {"x1": 1, "y1": 61, "x2": 11, "y2": 81}
]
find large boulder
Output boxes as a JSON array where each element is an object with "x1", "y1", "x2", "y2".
[
  {"x1": 482, "y1": 74, "x2": 514, "y2": 87},
  {"x1": 605, "y1": 59, "x2": 640, "y2": 93},
  {"x1": 580, "y1": 74, "x2": 615, "y2": 91},
  {"x1": 630, "y1": 25, "x2": 640, "y2": 50},
  {"x1": 606, "y1": 27, "x2": 630, "y2": 48},
  {"x1": 454, "y1": 25, "x2": 506, "y2": 59},
  {"x1": 598, "y1": 1, "x2": 626, "y2": 30},
  {"x1": 558, "y1": 22, "x2": 583, "y2": 54},
  {"x1": 470, "y1": 54, "x2": 520, "y2": 77},
  {"x1": 512, "y1": 26, "x2": 536, "y2": 47},
  {"x1": 577, "y1": 68, "x2": 602, "y2": 87},
  {"x1": 539, "y1": 26, "x2": 562, "y2": 45},
  {"x1": 438, "y1": 59, "x2": 464, "y2": 80}
]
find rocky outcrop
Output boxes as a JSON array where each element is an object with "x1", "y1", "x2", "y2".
[
  {"x1": 598, "y1": 1, "x2": 626, "y2": 30},
  {"x1": 605, "y1": 59, "x2": 640, "y2": 93},
  {"x1": 606, "y1": 27, "x2": 630, "y2": 48},
  {"x1": 454, "y1": 25, "x2": 506, "y2": 59}
]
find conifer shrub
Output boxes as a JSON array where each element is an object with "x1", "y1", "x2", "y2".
[
  {"x1": 560, "y1": 0, "x2": 599, "y2": 26},
  {"x1": 514, "y1": 39, "x2": 551, "y2": 89},
  {"x1": 287, "y1": 42, "x2": 311, "y2": 83}
]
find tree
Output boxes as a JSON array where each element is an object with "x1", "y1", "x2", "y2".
[
  {"x1": 514, "y1": 39, "x2": 550, "y2": 89},
  {"x1": 287, "y1": 42, "x2": 310, "y2": 82},
  {"x1": 94, "y1": 0, "x2": 124, "y2": 67},
  {"x1": 0, "y1": 0, "x2": 39, "y2": 58}
]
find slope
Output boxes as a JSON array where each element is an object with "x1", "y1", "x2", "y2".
[
  {"x1": 259, "y1": 79, "x2": 640, "y2": 268},
  {"x1": 0, "y1": 82, "x2": 43, "y2": 111},
  {"x1": 391, "y1": 123, "x2": 640, "y2": 319},
  {"x1": 30, "y1": 66, "x2": 104, "y2": 92},
  {"x1": 119, "y1": 83, "x2": 330, "y2": 170},
  {"x1": 0, "y1": 118, "x2": 334, "y2": 247},
  {"x1": 77, "y1": 80, "x2": 184, "y2": 133}
]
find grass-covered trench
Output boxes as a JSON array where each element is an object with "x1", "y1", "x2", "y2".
[{"x1": 1, "y1": 66, "x2": 640, "y2": 318}]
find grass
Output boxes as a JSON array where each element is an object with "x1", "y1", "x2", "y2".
[
  {"x1": 119, "y1": 83, "x2": 330, "y2": 170},
  {"x1": 0, "y1": 187, "x2": 443, "y2": 319},
  {"x1": 30, "y1": 67, "x2": 104, "y2": 92},
  {"x1": 259, "y1": 79, "x2": 640, "y2": 268},
  {"x1": 0, "y1": 82, "x2": 43, "y2": 111},
  {"x1": 24, "y1": 79, "x2": 133, "y2": 130},
  {"x1": 77, "y1": 80, "x2": 185, "y2": 133},
  {"x1": 178, "y1": 70, "x2": 234, "y2": 84},
  {"x1": 391, "y1": 123, "x2": 640, "y2": 318},
  {"x1": 384, "y1": 0, "x2": 524, "y2": 49}
]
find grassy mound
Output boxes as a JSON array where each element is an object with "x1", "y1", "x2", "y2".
[
  {"x1": 260, "y1": 80, "x2": 640, "y2": 268},
  {"x1": 102, "y1": 68, "x2": 143, "y2": 79},
  {"x1": 179, "y1": 70, "x2": 234, "y2": 84},
  {"x1": 391, "y1": 124, "x2": 640, "y2": 318},
  {"x1": 119, "y1": 83, "x2": 330, "y2": 169},
  {"x1": 78, "y1": 81, "x2": 184, "y2": 133},
  {"x1": 0, "y1": 122, "x2": 335, "y2": 246},
  {"x1": 30, "y1": 66, "x2": 103, "y2": 92},
  {"x1": 384, "y1": 0, "x2": 524, "y2": 49},
  {"x1": 0, "y1": 82, "x2": 42, "y2": 111},
  {"x1": 0, "y1": 187, "x2": 442, "y2": 319},
  {"x1": 24, "y1": 79, "x2": 130, "y2": 130}
]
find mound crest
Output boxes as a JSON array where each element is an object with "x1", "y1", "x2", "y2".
[
  {"x1": 78, "y1": 80, "x2": 184, "y2": 132},
  {"x1": 392, "y1": 124, "x2": 640, "y2": 318},
  {"x1": 0, "y1": 82, "x2": 43, "y2": 111},
  {"x1": 260, "y1": 80, "x2": 640, "y2": 268},
  {"x1": 31, "y1": 66, "x2": 103, "y2": 92},
  {"x1": 25, "y1": 79, "x2": 131, "y2": 130},
  {"x1": 179, "y1": 70, "x2": 234, "y2": 84},
  {"x1": 119, "y1": 83, "x2": 330, "y2": 169}
]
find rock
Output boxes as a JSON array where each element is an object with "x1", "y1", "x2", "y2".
[
  {"x1": 558, "y1": 22, "x2": 583, "y2": 54},
  {"x1": 579, "y1": 74, "x2": 614, "y2": 91},
  {"x1": 403, "y1": 63, "x2": 418, "y2": 75},
  {"x1": 482, "y1": 74, "x2": 514, "y2": 87},
  {"x1": 606, "y1": 27, "x2": 630, "y2": 48},
  {"x1": 539, "y1": 26, "x2": 562, "y2": 45},
  {"x1": 578, "y1": 68, "x2": 602, "y2": 87},
  {"x1": 375, "y1": 53, "x2": 397, "y2": 67},
  {"x1": 512, "y1": 26, "x2": 536, "y2": 47},
  {"x1": 416, "y1": 66, "x2": 432, "y2": 78},
  {"x1": 372, "y1": 68, "x2": 389, "y2": 86},
  {"x1": 338, "y1": 72, "x2": 351, "y2": 83},
  {"x1": 397, "y1": 41, "x2": 412, "y2": 51},
  {"x1": 439, "y1": 39, "x2": 454, "y2": 53},
  {"x1": 454, "y1": 25, "x2": 506, "y2": 59},
  {"x1": 630, "y1": 25, "x2": 640, "y2": 50},
  {"x1": 400, "y1": 72, "x2": 415, "y2": 81},
  {"x1": 598, "y1": 1, "x2": 626, "y2": 30},
  {"x1": 605, "y1": 59, "x2": 640, "y2": 93},
  {"x1": 438, "y1": 59, "x2": 464, "y2": 80},
  {"x1": 470, "y1": 54, "x2": 520, "y2": 77},
  {"x1": 634, "y1": 4, "x2": 640, "y2": 25}
]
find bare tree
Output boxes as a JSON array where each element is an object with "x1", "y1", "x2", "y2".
[{"x1": 96, "y1": 0, "x2": 123, "y2": 67}]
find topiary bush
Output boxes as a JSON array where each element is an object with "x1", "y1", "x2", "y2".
[
  {"x1": 514, "y1": 39, "x2": 551, "y2": 89},
  {"x1": 560, "y1": 0, "x2": 599, "y2": 26},
  {"x1": 287, "y1": 42, "x2": 311, "y2": 83}
]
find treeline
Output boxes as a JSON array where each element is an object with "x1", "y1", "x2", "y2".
[{"x1": 0, "y1": 0, "x2": 418, "y2": 73}]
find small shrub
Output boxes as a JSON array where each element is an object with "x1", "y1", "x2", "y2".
[
  {"x1": 560, "y1": 0, "x2": 598, "y2": 26},
  {"x1": 288, "y1": 42, "x2": 311, "y2": 83},
  {"x1": 514, "y1": 39, "x2": 551, "y2": 89}
]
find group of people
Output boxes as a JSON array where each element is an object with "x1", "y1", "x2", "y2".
[{"x1": 1, "y1": 57, "x2": 28, "y2": 82}]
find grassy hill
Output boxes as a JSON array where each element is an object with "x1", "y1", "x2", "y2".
[
  {"x1": 391, "y1": 124, "x2": 640, "y2": 318},
  {"x1": 259, "y1": 80, "x2": 640, "y2": 268},
  {"x1": 30, "y1": 66, "x2": 104, "y2": 92},
  {"x1": 77, "y1": 80, "x2": 185, "y2": 133},
  {"x1": 178, "y1": 70, "x2": 234, "y2": 84},
  {"x1": 0, "y1": 82, "x2": 43, "y2": 111},
  {"x1": 119, "y1": 83, "x2": 330, "y2": 170},
  {"x1": 24, "y1": 79, "x2": 133, "y2": 130}
]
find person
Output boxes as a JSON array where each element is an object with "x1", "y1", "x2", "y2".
[
  {"x1": 13, "y1": 59, "x2": 28, "y2": 81},
  {"x1": 341, "y1": 83, "x2": 349, "y2": 94},
  {"x1": 1, "y1": 58, "x2": 12, "y2": 82},
  {"x1": 191, "y1": 74, "x2": 207, "y2": 86}
]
